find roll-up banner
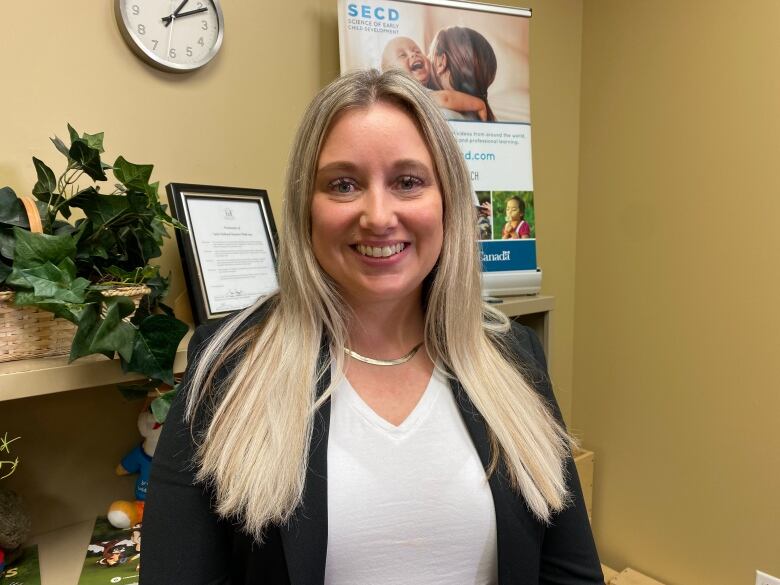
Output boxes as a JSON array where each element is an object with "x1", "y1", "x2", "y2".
[{"x1": 337, "y1": 0, "x2": 540, "y2": 296}]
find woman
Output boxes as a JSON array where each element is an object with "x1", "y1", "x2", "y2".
[
  {"x1": 429, "y1": 26, "x2": 498, "y2": 121},
  {"x1": 141, "y1": 69, "x2": 602, "y2": 584}
]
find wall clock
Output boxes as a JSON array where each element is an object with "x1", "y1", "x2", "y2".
[{"x1": 115, "y1": 0, "x2": 224, "y2": 72}]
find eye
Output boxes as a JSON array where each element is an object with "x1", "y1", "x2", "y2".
[
  {"x1": 327, "y1": 178, "x2": 358, "y2": 195},
  {"x1": 396, "y1": 175, "x2": 423, "y2": 192}
]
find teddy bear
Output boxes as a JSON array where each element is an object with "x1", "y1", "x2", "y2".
[{"x1": 107, "y1": 400, "x2": 163, "y2": 529}]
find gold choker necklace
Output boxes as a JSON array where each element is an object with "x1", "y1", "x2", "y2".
[{"x1": 344, "y1": 342, "x2": 423, "y2": 366}]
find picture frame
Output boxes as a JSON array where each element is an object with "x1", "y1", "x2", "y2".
[{"x1": 165, "y1": 183, "x2": 279, "y2": 326}]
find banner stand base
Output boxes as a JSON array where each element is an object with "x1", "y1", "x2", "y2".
[{"x1": 481, "y1": 269, "x2": 542, "y2": 297}]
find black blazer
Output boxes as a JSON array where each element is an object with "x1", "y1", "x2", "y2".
[{"x1": 142, "y1": 309, "x2": 603, "y2": 585}]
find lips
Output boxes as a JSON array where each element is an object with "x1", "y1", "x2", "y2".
[{"x1": 410, "y1": 58, "x2": 424, "y2": 72}]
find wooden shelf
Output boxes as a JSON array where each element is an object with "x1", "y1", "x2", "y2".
[
  {"x1": 0, "y1": 330, "x2": 193, "y2": 401},
  {"x1": 493, "y1": 294, "x2": 554, "y2": 317}
]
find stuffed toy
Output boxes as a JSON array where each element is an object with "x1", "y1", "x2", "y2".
[
  {"x1": 0, "y1": 487, "x2": 31, "y2": 574},
  {"x1": 107, "y1": 398, "x2": 164, "y2": 529}
]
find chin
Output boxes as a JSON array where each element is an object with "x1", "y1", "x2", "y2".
[{"x1": 413, "y1": 70, "x2": 430, "y2": 85}]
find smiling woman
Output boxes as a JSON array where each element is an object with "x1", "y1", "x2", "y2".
[{"x1": 141, "y1": 69, "x2": 603, "y2": 585}]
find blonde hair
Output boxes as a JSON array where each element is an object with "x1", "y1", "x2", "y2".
[{"x1": 184, "y1": 69, "x2": 572, "y2": 540}]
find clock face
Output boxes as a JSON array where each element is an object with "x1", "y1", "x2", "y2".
[{"x1": 115, "y1": 0, "x2": 223, "y2": 72}]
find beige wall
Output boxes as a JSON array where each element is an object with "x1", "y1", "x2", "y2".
[
  {"x1": 574, "y1": 1, "x2": 780, "y2": 583},
  {"x1": 9, "y1": 1, "x2": 778, "y2": 583}
]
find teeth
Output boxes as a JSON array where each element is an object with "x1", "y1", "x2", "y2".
[{"x1": 356, "y1": 243, "x2": 405, "y2": 258}]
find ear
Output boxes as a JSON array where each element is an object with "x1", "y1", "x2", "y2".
[{"x1": 433, "y1": 52, "x2": 448, "y2": 75}]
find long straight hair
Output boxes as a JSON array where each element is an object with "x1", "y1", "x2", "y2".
[
  {"x1": 429, "y1": 26, "x2": 498, "y2": 121},
  {"x1": 184, "y1": 69, "x2": 571, "y2": 541}
]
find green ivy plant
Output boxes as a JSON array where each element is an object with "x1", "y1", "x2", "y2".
[{"x1": 0, "y1": 125, "x2": 188, "y2": 388}]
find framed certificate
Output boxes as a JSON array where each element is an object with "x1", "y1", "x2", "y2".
[{"x1": 166, "y1": 183, "x2": 279, "y2": 326}]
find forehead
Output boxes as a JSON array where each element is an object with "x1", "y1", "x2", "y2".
[
  {"x1": 317, "y1": 102, "x2": 433, "y2": 165},
  {"x1": 389, "y1": 37, "x2": 420, "y2": 54}
]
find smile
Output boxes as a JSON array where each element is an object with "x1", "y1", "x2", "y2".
[{"x1": 354, "y1": 243, "x2": 406, "y2": 258}]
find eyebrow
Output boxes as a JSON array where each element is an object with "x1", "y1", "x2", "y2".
[
  {"x1": 316, "y1": 161, "x2": 359, "y2": 175},
  {"x1": 316, "y1": 159, "x2": 433, "y2": 176}
]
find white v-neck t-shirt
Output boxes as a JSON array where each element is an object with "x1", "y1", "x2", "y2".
[{"x1": 324, "y1": 366, "x2": 498, "y2": 585}]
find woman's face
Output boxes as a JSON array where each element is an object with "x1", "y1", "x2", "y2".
[{"x1": 311, "y1": 102, "x2": 444, "y2": 308}]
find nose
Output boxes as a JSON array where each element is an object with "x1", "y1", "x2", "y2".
[{"x1": 359, "y1": 188, "x2": 398, "y2": 233}]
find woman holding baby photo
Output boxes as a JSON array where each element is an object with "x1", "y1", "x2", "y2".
[{"x1": 380, "y1": 25, "x2": 499, "y2": 123}]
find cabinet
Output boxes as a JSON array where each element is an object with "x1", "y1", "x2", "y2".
[{"x1": 0, "y1": 295, "x2": 553, "y2": 585}]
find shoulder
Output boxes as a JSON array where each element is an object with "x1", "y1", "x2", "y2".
[
  {"x1": 501, "y1": 320, "x2": 564, "y2": 426},
  {"x1": 504, "y1": 320, "x2": 547, "y2": 373}
]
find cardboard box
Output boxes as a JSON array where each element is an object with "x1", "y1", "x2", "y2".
[
  {"x1": 610, "y1": 568, "x2": 667, "y2": 585},
  {"x1": 602, "y1": 564, "x2": 620, "y2": 584}
]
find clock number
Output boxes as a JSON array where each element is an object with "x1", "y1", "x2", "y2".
[
  {"x1": 186, "y1": 46, "x2": 193, "y2": 57},
  {"x1": 137, "y1": 24, "x2": 146, "y2": 35},
  {"x1": 198, "y1": 37, "x2": 204, "y2": 46},
  {"x1": 152, "y1": 39, "x2": 159, "y2": 50},
  {"x1": 131, "y1": 4, "x2": 140, "y2": 15},
  {"x1": 169, "y1": 48, "x2": 177, "y2": 58},
  {"x1": 201, "y1": 20, "x2": 208, "y2": 30}
]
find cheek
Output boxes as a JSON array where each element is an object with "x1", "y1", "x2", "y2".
[
  {"x1": 310, "y1": 196, "x2": 356, "y2": 258},
  {"x1": 414, "y1": 202, "x2": 444, "y2": 253}
]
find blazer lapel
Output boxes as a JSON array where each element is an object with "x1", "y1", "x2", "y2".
[
  {"x1": 279, "y1": 344, "x2": 332, "y2": 585},
  {"x1": 450, "y1": 378, "x2": 543, "y2": 585}
]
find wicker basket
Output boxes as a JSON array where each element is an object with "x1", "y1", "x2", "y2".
[
  {"x1": 0, "y1": 286, "x2": 151, "y2": 363},
  {"x1": 0, "y1": 197, "x2": 151, "y2": 363}
]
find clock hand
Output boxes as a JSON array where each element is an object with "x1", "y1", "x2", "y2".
[
  {"x1": 166, "y1": 8, "x2": 175, "y2": 55},
  {"x1": 163, "y1": 0, "x2": 189, "y2": 27},
  {"x1": 162, "y1": 6, "x2": 207, "y2": 25}
]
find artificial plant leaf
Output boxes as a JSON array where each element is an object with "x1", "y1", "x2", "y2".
[
  {"x1": 144, "y1": 181, "x2": 159, "y2": 201},
  {"x1": 6, "y1": 258, "x2": 89, "y2": 303},
  {"x1": 52, "y1": 220, "x2": 76, "y2": 236},
  {"x1": 124, "y1": 313, "x2": 188, "y2": 385},
  {"x1": 50, "y1": 135, "x2": 72, "y2": 160},
  {"x1": 81, "y1": 131, "x2": 105, "y2": 154},
  {"x1": 69, "y1": 303, "x2": 108, "y2": 361},
  {"x1": 31, "y1": 157, "x2": 57, "y2": 200},
  {"x1": 0, "y1": 228, "x2": 15, "y2": 260},
  {"x1": 0, "y1": 188, "x2": 29, "y2": 228},
  {"x1": 86, "y1": 295, "x2": 136, "y2": 362},
  {"x1": 69, "y1": 140, "x2": 107, "y2": 181},
  {"x1": 12, "y1": 290, "x2": 85, "y2": 324},
  {"x1": 67, "y1": 124, "x2": 80, "y2": 144},
  {"x1": 113, "y1": 156, "x2": 154, "y2": 192},
  {"x1": 141, "y1": 269, "x2": 169, "y2": 307},
  {"x1": 0, "y1": 258, "x2": 11, "y2": 283},
  {"x1": 68, "y1": 191, "x2": 129, "y2": 229},
  {"x1": 117, "y1": 380, "x2": 161, "y2": 402},
  {"x1": 150, "y1": 390, "x2": 176, "y2": 424},
  {"x1": 11, "y1": 227, "x2": 75, "y2": 267},
  {"x1": 106, "y1": 265, "x2": 156, "y2": 283}
]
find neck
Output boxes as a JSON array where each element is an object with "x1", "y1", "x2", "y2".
[
  {"x1": 438, "y1": 71, "x2": 454, "y2": 91},
  {"x1": 344, "y1": 294, "x2": 426, "y2": 358}
]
